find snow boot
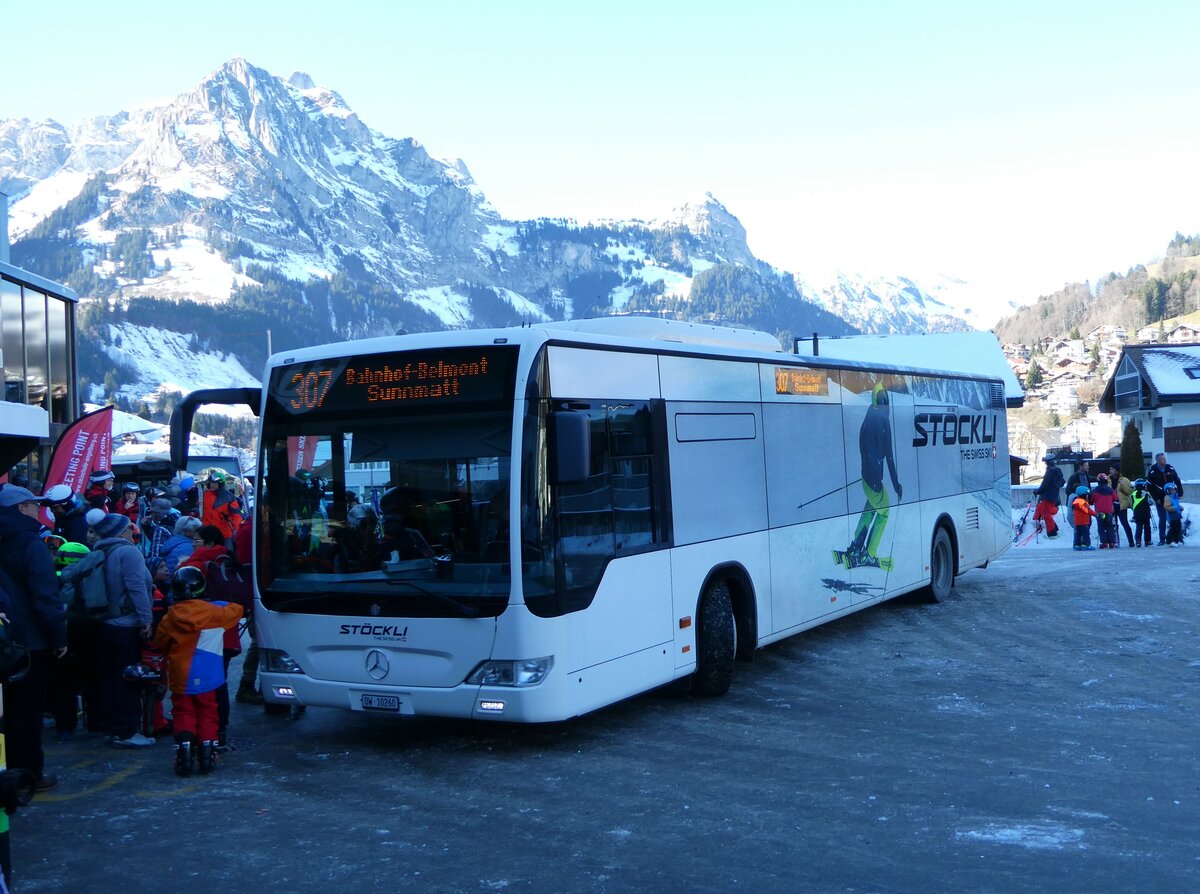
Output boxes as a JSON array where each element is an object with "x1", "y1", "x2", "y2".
[
  {"x1": 173, "y1": 735, "x2": 196, "y2": 777},
  {"x1": 196, "y1": 740, "x2": 217, "y2": 775}
]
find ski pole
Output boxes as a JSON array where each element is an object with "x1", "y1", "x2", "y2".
[{"x1": 798, "y1": 478, "x2": 861, "y2": 510}]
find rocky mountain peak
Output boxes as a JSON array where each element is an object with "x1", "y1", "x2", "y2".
[
  {"x1": 287, "y1": 71, "x2": 316, "y2": 91},
  {"x1": 661, "y1": 191, "x2": 754, "y2": 266}
]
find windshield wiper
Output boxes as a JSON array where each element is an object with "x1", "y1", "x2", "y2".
[{"x1": 385, "y1": 579, "x2": 481, "y2": 617}]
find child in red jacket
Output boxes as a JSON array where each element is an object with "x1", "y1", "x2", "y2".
[
  {"x1": 1071, "y1": 486, "x2": 1097, "y2": 551},
  {"x1": 154, "y1": 566, "x2": 242, "y2": 776},
  {"x1": 1091, "y1": 474, "x2": 1117, "y2": 549}
]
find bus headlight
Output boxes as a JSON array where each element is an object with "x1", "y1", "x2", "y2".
[
  {"x1": 466, "y1": 657, "x2": 553, "y2": 687},
  {"x1": 263, "y1": 649, "x2": 304, "y2": 674}
]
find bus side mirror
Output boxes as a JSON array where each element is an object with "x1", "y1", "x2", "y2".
[{"x1": 550, "y1": 411, "x2": 590, "y2": 485}]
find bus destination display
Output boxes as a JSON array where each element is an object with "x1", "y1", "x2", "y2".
[
  {"x1": 774, "y1": 367, "x2": 829, "y2": 396},
  {"x1": 270, "y1": 346, "x2": 517, "y2": 415}
]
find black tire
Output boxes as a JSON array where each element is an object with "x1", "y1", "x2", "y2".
[
  {"x1": 691, "y1": 579, "x2": 736, "y2": 696},
  {"x1": 922, "y1": 526, "x2": 955, "y2": 603}
]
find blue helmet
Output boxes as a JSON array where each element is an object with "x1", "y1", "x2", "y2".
[{"x1": 1075, "y1": 486, "x2": 1090, "y2": 497}]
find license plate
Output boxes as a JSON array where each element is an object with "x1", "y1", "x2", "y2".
[{"x1": 361, "y1": 694, "x2": 401, "y2": 712}]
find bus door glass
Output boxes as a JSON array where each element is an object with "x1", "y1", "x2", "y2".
[{"x1": 523, "y1": 399, "x2": 663, "y2": 617}]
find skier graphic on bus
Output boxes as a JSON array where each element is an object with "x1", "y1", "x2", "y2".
[{"x1": 834, "y1": 381, "x2": 902, "y2": 571}]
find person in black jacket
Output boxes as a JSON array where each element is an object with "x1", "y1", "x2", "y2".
[
  {"x1": 1033, "y1": 456, "x2": 1066, "y2": 537},
  {"x1": 0, "y1": 485, "x2": 68, "y2": 791},
  {"x1": 1146, "y1": 453, "x2": 1184, "y2": 546},
  {"x1": 45, "y1": 484, "x2": 90, "y2": 544}
]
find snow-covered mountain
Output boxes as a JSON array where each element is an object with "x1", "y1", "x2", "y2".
[
  {"x1": 796, "y1": 270, "x2": 1020, "y2": 334},
  {"x1": 1, "y1": 58, "x2": 991, "y2": 409}
]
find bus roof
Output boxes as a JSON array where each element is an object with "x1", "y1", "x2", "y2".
[{"x1": 265, "y1": 317, "x2": 1004, "y2": 385}]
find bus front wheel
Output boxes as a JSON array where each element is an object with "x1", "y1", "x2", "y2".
[
  {"x1": 922, "y1": 527, "x2": 955, "y2": 603},
  {"x1": 691, "y1": 579, "x2": 736, "y2": 696}
]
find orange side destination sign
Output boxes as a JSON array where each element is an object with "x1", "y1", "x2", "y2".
[{"x1": 775, "y1": 368, "x2": 829, "y2": 396}]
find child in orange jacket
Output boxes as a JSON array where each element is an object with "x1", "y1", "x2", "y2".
[
  {"x1": 1071, "y1": 486, "x2": 1096, "y2": 551},
  {"x1": 154, "y1": 565, "x2": 243, "y2": 776}
]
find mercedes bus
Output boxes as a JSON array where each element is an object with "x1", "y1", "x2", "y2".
[{"x1": 170, "y1": 317, "x2": 1010, "y2": 723}]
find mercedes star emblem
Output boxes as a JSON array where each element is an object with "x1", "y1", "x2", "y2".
[{"x1": 365, "y1": 649, "x2": 389, "y2": 680}]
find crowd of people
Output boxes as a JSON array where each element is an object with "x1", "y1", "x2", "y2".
[
  {"x1": 0, "y1": 467, "x2": 261, "y2": 789},
  {"x1": 1031, "y1": 452, "x2": 1188, "y2": 550}
]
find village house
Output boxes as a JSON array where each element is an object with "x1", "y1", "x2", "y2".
[
  {"x1": 1167, "y1": 323, "x2": 1200, "y2": 344},
  {"x1": 1135, "y1": 323, "x2": 1169, "y2": 343},
  {"x1": 1099, "y1": 342, "x2": 1200, "y2": 480},
  {"x1": 1060, "y1": 407, "x2": 1124, "y2": 461}
]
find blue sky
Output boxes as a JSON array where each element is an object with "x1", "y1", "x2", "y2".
[{"x1": 8, "y1": 1, "x2": 1200, "y2": 312}]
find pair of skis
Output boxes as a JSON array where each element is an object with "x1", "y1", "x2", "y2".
[
  {"x1": 1013, "y1": 501, "x2": 1032, "y2": 543},
  {"x1": 1014, "y1": 518, "x2": 1044, "y2": 548}
]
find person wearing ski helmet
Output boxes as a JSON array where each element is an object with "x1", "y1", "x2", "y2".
[
  {"x1": 201, "y1": 471, "x2": 243, "y2": 548},
  {"x1": 154, "y1": 566, "x2": 242, "y2": 777},
  {"x1": 114, "y1": 482, "x2": 141, "y2": 523},
  {"x1": 1033, "y1": 455, "x2": 1065, "y2": 539},
  {"x1": 1131, "y1": 478, "x2": 1153, "y2": 547},
  {"x1": 1163, "y1": 482, "x2": 1184, "y2": 546},
  {"x1": 1064, "y1": 461, "x2": 1093, "y2": 532},
  {"x1": 45, "y1": 484, "x2": 90, "y2": 544},
  {"x1": 84, "y1": 470, "x2": 116, "y2": 512},
  {"x1": 176, "y1": 474, "x2": 200, "y2": 519},
  {"x1": 1071, "y1": 486, "x2": 1097, "y2": 550},
  {"x1": 46, "y1": 538, "x2": 92, "y2": 741},
  {"x1": 1091, "y1": 474, "x2": 1117, "y2": 549},
  {"x1": 51, "y1": 540, "x2": 90, "y2": 575},
  {"x1": 140, "y1": 496, "x2": 178, "y2": 563}
]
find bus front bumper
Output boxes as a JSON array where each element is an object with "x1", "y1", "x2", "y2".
[{"x1": 259, "y1": 671, "x2": 565, "y2": 723}]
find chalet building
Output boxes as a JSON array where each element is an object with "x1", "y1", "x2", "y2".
[
  {"x1": 1168, "y1": 323, "x2": 1200, "y2": 344},
  {"x1": 0, "y1": 193, "x2": 80, "y2": 483},
  {"x1": 1099, "y1": 342, "x2": 1200, "y2": 480},
  {"x1": 1001, "y1": 342, "x2": 1031, "y2": 362}
]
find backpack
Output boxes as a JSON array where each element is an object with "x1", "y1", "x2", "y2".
[
  {"x1": 205, "y1": 555, "x2": 253, "y2": 652},
  {"x1": 60, "y1": 543, "x2": 120, "y2": 624},
  {"x1": 205, "y1": 555, "x2": 253, "y2": 613}
]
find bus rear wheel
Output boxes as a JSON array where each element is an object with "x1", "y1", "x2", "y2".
[
  {"x1": 922, "y1": 526, "x2": 955, "y2": 603},
  {"x1": 691, "y1": 579, "x2": 735, "y2": 696}
]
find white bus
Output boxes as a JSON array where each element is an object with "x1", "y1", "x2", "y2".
[{"x1": 171, "y1": 317, "x2": 1010, "y2": 722}]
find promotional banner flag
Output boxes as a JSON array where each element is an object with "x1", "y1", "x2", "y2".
[
  {"x1": 40, "y1": 406, "x2": 114, "y2": 526},
  {"x1": 287, "y1": 436, "x2": 317, "y2": 476}
]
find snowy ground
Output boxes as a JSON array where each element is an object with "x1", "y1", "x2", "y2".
[
  {"x1": 20, "y1": 539, "x2": 1200, "y2": 892},
  {"x1": 1010, "y1": 501, "x2": 1197, "y2": 550}
]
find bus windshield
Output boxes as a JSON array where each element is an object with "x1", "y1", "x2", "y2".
[{"x1": 257, "y1": 346, "x2": 519, "y2": 618}]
